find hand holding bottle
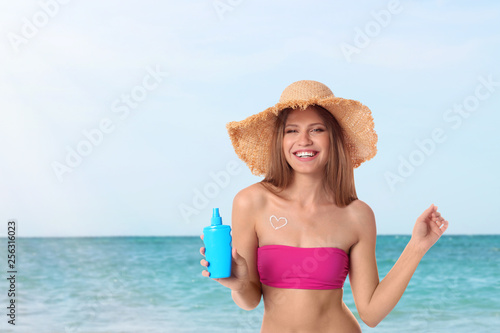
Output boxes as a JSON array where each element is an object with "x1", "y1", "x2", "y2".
[{"x1": 200, "y1": 234, "x2": 250, "y2": 291}]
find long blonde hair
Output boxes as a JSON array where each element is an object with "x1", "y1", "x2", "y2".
[{"x1": 260, "y1": 105, "x2": 358, "y2": 207}]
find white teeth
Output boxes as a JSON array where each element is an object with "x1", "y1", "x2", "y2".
[{"x1": 295, "y1": 151, "x2": 316, "y2": 157}]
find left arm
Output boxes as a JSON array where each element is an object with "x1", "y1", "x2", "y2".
[{"x1": 349, "y1": 202, "x2": 449, "y2": 327}]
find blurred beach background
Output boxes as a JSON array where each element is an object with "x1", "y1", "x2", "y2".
[
  {"x1": 0, "y1": 235, "x2": 498, "y2": 332},
  {"x1": 1, "y1": 0, "x2": 499, "y2": 331}
]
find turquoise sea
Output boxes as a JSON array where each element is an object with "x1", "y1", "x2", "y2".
[{"x1": 0, "y1": 235, "x2": 498, "y2": 332}]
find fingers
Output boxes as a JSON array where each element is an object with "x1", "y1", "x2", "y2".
[
  {"x1": 429, "y1": 222, "x2": 440, "y2": 235},
  {"x1": 200, "y1": 234, "x2": 210, "y2": 278},
  {"x1": 440, "y1": 219, "x2": 449, "y2": 233},
  {"x1": 199, "y1": 234, "x2": 206, "y2": 256},
  {"x1": 429, "y1": 204, "x2": 440, "y2": 215},
  {"x1": 432, "y1": 213, "x2": 442, "y2": 223},
  {"x1": 419, "y1": 204, "x2": 436, "y2": 220},
  {"x1": 426, "y1": 203, "x2": 449, "y2": 236},
  {"x1": 432, "y1": 212, "x2": 445, "y2": 224},
  {"x1": 424, "y1": 204, "x2": 434, "y2": 214},
  {"x1": 430, "y1": 216, "x2": 449, "y2": 235},
  {"x1": 232, "y1": 247, "x2": 237, "y2": 259},
  {"x1": 429, "y1": 204, "x2": 445, "y2": 222},
  {"x1": 200, "y1": 258, "x2": 210, "y2": 278}
]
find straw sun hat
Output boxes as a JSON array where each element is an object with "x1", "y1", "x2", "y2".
[{"x1": 226, "y1": 80, "x2": 378, "y2": 176}]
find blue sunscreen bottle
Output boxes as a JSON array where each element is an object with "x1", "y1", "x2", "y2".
[{"x1": 203, "y1": 208, "x2": 232, "y2": 279}]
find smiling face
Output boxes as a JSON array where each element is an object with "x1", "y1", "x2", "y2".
[{"x1": 282, "y1": 106, "x2": 330, "y2": 175}]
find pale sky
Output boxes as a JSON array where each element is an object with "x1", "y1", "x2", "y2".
[{"x1": 0, "y1": 0, "x2": 499, "y2": 237}]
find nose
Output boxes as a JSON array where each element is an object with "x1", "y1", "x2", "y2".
[{"x1": 297, "y1": 131, "x2": 313, "y2": 146}]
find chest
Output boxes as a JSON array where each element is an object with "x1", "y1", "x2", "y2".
[{"x1": 255, "y1": 202, "x2": 357, "y2": 253}]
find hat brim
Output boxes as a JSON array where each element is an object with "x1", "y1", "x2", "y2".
[{"x1": 226, "y1": 96, "x2": 377, "y2": 176}]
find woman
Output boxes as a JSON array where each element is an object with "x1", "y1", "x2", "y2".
[{"x1": 200, "y1": 80, "x2": 449, "y2": 332}]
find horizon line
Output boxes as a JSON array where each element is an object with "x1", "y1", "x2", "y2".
[{"x1": 1, "y1": 234, "x2": 498, "y2": 239}]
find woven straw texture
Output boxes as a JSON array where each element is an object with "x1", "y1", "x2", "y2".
[{"x1": 226, "y1": 80, "x2": 378, "y2": 176}]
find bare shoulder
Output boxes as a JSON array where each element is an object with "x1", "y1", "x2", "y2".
[
  {"x1": 232, "y1": 182, "x2": 267, "y2": 215},
  {"x1": 234, "y1": 183, "x2": 264, "y2": 207},
  {"x1": 347, "y1": 199, "x2": 377, "y2": 236}
]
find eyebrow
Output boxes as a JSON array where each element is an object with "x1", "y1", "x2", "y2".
[{"x1": 285, "y1": 123, "x2": 325, "y2": 127}]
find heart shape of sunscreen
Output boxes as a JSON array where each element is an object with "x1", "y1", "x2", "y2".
[{"x1": 270, "y1": 215, "x2": 288, "y2": 230}]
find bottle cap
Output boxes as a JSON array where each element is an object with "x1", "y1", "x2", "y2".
[{"x1": 211, "y1": 208, "x2": 222, "y2": 226}]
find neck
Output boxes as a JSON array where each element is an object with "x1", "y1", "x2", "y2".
[{"x1": 284, "y1": 171, "x2": 334, "y2": 207}]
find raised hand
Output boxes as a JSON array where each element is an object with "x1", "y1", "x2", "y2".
[{"x1": 411, "y1": 204, "x2": 449, "y2": 253}]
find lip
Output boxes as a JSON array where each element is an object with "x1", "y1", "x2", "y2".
[
  {"x1": 293, "y1": 150, "x2": 319, "y2": 154},
  {"x1": 293, "y1": 150, "x2": 319, "y2": 161}
]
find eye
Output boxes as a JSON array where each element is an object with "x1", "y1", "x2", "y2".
[
  {"x1": 285, "y1": 129, "x2": 297, "y2": 134},
  {"x1": 311, "y1": 128, "x2": 325, "y2": 133}
]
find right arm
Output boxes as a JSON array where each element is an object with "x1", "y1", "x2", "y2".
[
  {"x1": 200, "y1": 186, "x2": 262, "y2": 310},
  {"x1": 229, "y1": 188, "x2": 262, "y2": 310}
]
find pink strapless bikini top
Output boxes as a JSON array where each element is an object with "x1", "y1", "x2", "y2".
[{"x1": 257, "y1": 244, "x2": 349, "y2": 290}]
